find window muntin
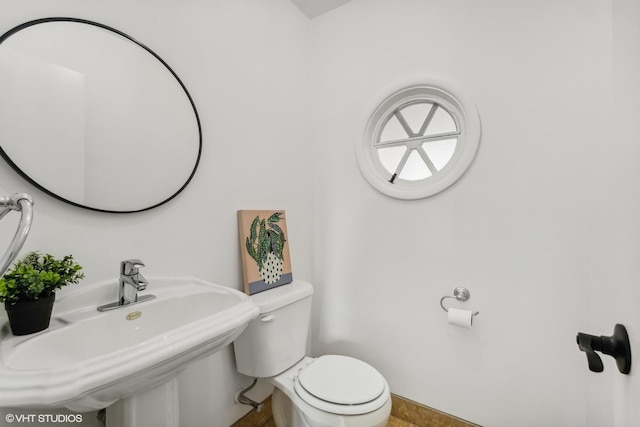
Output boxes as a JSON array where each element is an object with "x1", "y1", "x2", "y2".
[{"x1": 375, "y1": 101, "x2": 459, "y2": 183}]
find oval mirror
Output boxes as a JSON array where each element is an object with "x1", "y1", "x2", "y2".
[{"x1": 0, "y1": 18, "x2": 202, "y2": 213}]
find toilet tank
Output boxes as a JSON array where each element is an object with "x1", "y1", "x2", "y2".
[{"x1": 233, "y1": 280, "x2": 313, "y2": 378}]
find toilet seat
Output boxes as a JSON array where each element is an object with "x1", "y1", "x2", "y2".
[{"x1": 293, "y1": 355, "x2": 389, "y2": 415}]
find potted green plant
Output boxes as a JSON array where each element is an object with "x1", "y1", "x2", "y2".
[{"x1": 0, "y1": 251, "x2": 84, "y2": 335}]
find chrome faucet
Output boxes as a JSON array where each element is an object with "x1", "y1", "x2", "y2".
[
  {"x1": 119, "y1": 259, "x2": 148, "y2": 304},
  {"x1": 97, "y1": 259, "x2": 155, "y2": 312}
]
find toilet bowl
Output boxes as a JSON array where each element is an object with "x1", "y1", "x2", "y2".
[
  {"x1": 270, "y1": 356, "x2": 391, "y2": 427},
  {"x1": 233, "y1": 280, "x2": 391, "y2": 427}
]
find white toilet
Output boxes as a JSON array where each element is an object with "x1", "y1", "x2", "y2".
[{"x1": 233, "y1": 280, "x2": 391, "y2": 427}]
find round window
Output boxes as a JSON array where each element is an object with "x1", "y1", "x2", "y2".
[{"x1": 357, "y1": 80, "x2": 481, "y2": 199}]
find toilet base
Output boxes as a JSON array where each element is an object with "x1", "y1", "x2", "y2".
[{"x1": 272, "y1": 388, "x2": 306, "y2": 427}]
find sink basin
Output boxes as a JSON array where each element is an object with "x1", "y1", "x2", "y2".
[{"x1": 0, "y1": 277, "x2": 259, "y2": 411}]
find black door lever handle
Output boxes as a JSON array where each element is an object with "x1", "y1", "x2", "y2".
[{"x1": 576, "y1": 324, "x2": 631, "y2": 374}]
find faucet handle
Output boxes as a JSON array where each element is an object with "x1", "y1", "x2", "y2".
[{"x1": 121, "y1": 259, "x2": 145, "y2": 275}]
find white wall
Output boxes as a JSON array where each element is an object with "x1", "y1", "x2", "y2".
[
  {"x1": 1, "y1": 1, "x2": 639, "y2": 426},
  {"x1": 309, "y1": 1, "x2": 634, "y2": 426},
  {"x1": 0, "y1": 1, "x2": 312, "y2": 426},
  {"x1": 609, "y1": 0, "x2": 640, "y2": 425}
]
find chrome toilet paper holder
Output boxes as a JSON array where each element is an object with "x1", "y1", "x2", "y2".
[{"x1": 440, "y1": 287, "x2": 479, "y2": 316}]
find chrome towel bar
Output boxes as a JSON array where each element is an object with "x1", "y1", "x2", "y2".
[{"x1": 0, "y1": 193, "x2": 34, "y2": 277}]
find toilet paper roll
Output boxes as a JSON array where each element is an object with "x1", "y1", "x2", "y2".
[{"x1": 447, "y1": 307, "x2": 473, "y2": 328}]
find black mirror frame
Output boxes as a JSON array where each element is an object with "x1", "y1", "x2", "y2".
[{"x1": 0, "y1": 17, "x2": 203, "y2": 213}]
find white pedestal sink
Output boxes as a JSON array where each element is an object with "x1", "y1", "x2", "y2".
[
  {"x1": 106, "y1": 378, "x2": 180, "y2": 427},
  {"x1": 0, "y1": 277, "x2": 259, "y2": 426}
]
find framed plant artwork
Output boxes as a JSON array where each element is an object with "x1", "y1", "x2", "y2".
[{"x1": 237, "y1": 210, "x2": 293, "y2": 295}]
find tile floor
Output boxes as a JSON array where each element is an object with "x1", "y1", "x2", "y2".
[
  {"x1": 231, "y1": 394, "x2": 478, "y2": 427},
  {"x1": 247, "y1": 415, "x2": 413, "y2": 427},
  {"x1": 387, "y1": 415, "x2": 420, "y2": 426}
]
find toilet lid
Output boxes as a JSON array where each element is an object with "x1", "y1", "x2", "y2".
[{"x1": 296, "y1": 355, "x2": 386, "y2": 405}]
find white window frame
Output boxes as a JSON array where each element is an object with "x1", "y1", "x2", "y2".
[{"x1": 357, "y1": 78, "x2": 481, "y2": 200}]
